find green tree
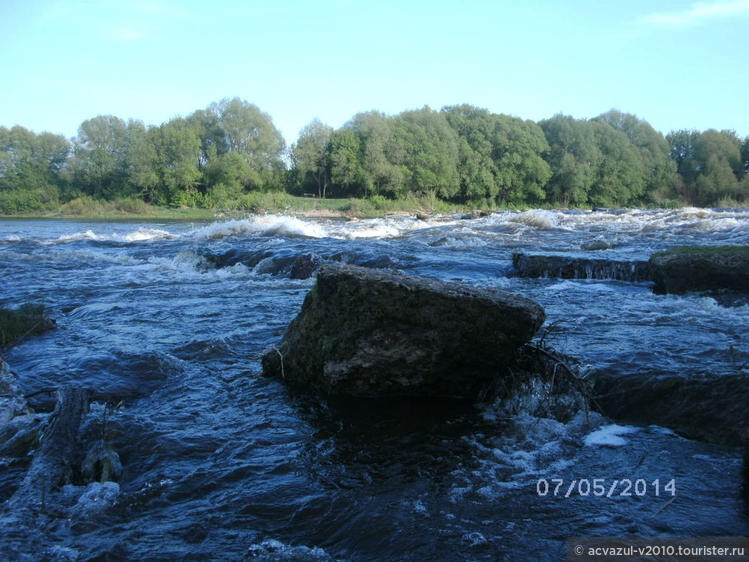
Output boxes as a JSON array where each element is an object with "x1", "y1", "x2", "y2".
[
  {"x1": 293, "y1": 119, "x2": 333, "y2": 198},
  {"x1": 443, "y1": 105, "x2": 552, "y2": 204},
  {"x1": 208, "y1": 98, "x2": 285, "y2": 186},
  {"x1": 329, "y1": 128, "x2": 365, "y2": 197},
  {"x1": 204, "y1": 151, "x2": 261, "y2": 190},
  {"x1": 0, "y1": 126, "x2": 69, "y2": 192},
  {"x1": 125, "y1": 120, "x2": 160, "y2": 200},
  {"x1": 345, "y1": 111, "x2": 403, "y2": 197},
  {"x1": 596, "y1": 110, "x2": 676, "y2": 202},
  {"x1": 540, "y1": 115, "x2": 600, "y2": 206},
  {"x1": 387, "y1": 107, "x2": 460, "y2": 199},
  {"x1": 442, "y1": 105, "x2": 501, "y2": 202},
  {"x1": 588, "y1": 120, "x2": 647, "y2": 207},
  {"x1": 149, "y1": 118, "x2": 202, "y2": 205},
  {"x1": 0, "y1": 126, "x2": 68, "y2": 212},
  {"x1": 187, "y1": 108, "x2": 225, "y2": 169},
  {"x1": 668, "y1": 129, "x2": 742, "y2": 205},
  {"x1": 72, "y1": 115, "x2": 132, "y2": 197},
  {"x1": 492, "y1": 114, "x2": 551, "y2": 204}
]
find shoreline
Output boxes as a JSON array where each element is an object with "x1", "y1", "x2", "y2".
[{"x1": 0, "y1": 200, "x2": 746, "y2": 223}]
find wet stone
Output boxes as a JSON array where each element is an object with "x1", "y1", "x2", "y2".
[{"x1": 262, "y1": 263, "x2": 545, "y2": 399}]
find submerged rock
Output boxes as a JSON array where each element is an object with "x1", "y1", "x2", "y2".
[
  {"x1": 512, "y1": 253, "x2": 651, "y2": 282},
  {"x1": 649, "y1": 246, "x2": 749, "y2": 294},
  {"x1": 460, "y1": 210, "x2": 492, "y2": 220},
  {"x1": 593, "y1": 372, "x2": 749, "y2": 446},
  {"x1": 289, "y1": 253, "x2": 322, "y2": 280},
  {"x1": 262, "y1": 264, "x2": 545, "y2": 399},
  {"x1": 201, "y1": 248, "x2": 273, "y2": 269}
]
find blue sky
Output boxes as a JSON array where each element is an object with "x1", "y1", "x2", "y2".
[{"x1": 1, "y1": 0, "x2": 747, "y2": 145}]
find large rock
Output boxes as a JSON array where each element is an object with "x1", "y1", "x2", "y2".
[
  {"x1": 594, "y1": 372, "x2": 749, "y2": 446},
  {"x1": 262, "y1": 264, "x2": 545, "y2": 399},
  {"x1": 649, "y1": 246, "x2": 749, "y2": 294}
]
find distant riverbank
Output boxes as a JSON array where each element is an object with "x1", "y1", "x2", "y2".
[
  {"x1": 0, "y1": 193, "x2": 498, "y2": 221},
  {"x1": 2, "y1": 192, "x2": 743, "y2": 222}
]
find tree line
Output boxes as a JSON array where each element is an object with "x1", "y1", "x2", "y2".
[{"x1": 1, "y1": 98, "x2": 747, "y2": 213}]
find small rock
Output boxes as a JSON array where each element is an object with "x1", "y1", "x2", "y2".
[{"x1": 289, "y1": 253, "x2": 321, "y2": 280}]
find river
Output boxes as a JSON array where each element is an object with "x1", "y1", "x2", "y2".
[{"x1": 1, "y1": 208, "x2": 747, "y2": 560}]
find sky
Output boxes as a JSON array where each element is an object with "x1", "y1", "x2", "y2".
[{"x1": 1, "y1": 0, "x2": 747, "y2": 145}]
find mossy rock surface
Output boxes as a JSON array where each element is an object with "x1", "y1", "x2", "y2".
[
  {"x1": 512, "y1": 253, "x2": 652, "y2": 282},
  {"x1": 649, "y1": 245, "x2": 749, "y2": 294},
  {"x1": 0, "y1": 304, "x2": 55, "y2": 348},
  {"x1": 262, "y1": 264, "x2": 545, "y2": 399}
]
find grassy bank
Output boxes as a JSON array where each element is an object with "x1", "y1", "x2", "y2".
[
  {"x1": 1, "y1": 192, "x2": 745, "y2": 222},
  {"x1": 0, "y1": 193, "x2": 487, "y2": 220}
]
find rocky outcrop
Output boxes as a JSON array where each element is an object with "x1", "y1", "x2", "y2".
[
  {"x1": 262, "y1": 264, "x2": 545, "y2": 399},
  {"x1": 649, "y1": 246, "x2": 749, "y2": 294},
  {"x1": 201, "y1": 249, "x2": 323, "y2": 279},
  {"x1": 593, "y1": 372, "x2": 749, "y2": 446},
  {"x1": 512, "y1": 246, "x2": 749, "y2": 294},
  {"x1": 512, "y1": 253, "x2": 651, "y2": 282}
]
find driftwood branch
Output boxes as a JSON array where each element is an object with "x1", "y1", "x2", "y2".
[
  {"x1": 8, "y1": 386, "x2": 89, "y2": 514},
  {"x1": 521, "y1": 342, "x2": 604, "y2": 419}
]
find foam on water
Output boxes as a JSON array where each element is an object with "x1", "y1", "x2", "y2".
[
  {"x1": 193, "y1": 215, "x2": 327, "y2": 239},
  {"x1": 18, "y1": 207, "x2": 748, "y2": 250},
  {"x1": 339, "y1": 222, "x2": 403, "y2": 239},
  {"x1": 49, "y1": 227, "x2": 174, "y2": 244},
  {"x1": 507, "y1": 210, "x2": 558, "y2": 229},
  {"x1": 121, "y1": 228, "x2": 174, "y2": 242},
  {"x1": 451, "y1": 412, "x2": 607, "y2": 500},
  {"x1": 246, "y1": 539, "x2": 332, "y2": 560},
  {"x1": 583, "y1": 424, "x2": 640, "y2": 447},
  {"x1": 55, "y1": 229, "x2": 103, "y2": 243}
]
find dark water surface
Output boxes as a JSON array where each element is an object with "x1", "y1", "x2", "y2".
[{"x1": 1, "y1": 209, "x2": 747, "y2": 560}]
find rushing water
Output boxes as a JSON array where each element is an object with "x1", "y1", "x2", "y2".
[{"x1": 0, "y1": 208, "x2": 747, "y2": 560}]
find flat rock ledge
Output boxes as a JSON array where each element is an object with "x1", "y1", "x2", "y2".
[
  {"x1": 512, "y1": 245, "x2": 749, "y2": 294},
  {"x1": 262, "y1": 264, "x2": 545, "y2": 399},
  {"x1": 512, "y1": 253, "x2": 651, "y2": 282},
  {"x1": 594, "y1": 371, "x2": 749, "y2": 446}
]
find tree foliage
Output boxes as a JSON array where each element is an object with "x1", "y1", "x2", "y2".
[
  {"x1": 667, "y1": 129, "x2": 744, "y2": 205},
  {"x1": 292, "y1": 119, "x2": 333, "y2": 198},
  {"x1": 1, "y1": 102, "x2": 746, "y2": 213},
  {"x1": 539, "y1": 115, "x2": 600, "y2": 206}
]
